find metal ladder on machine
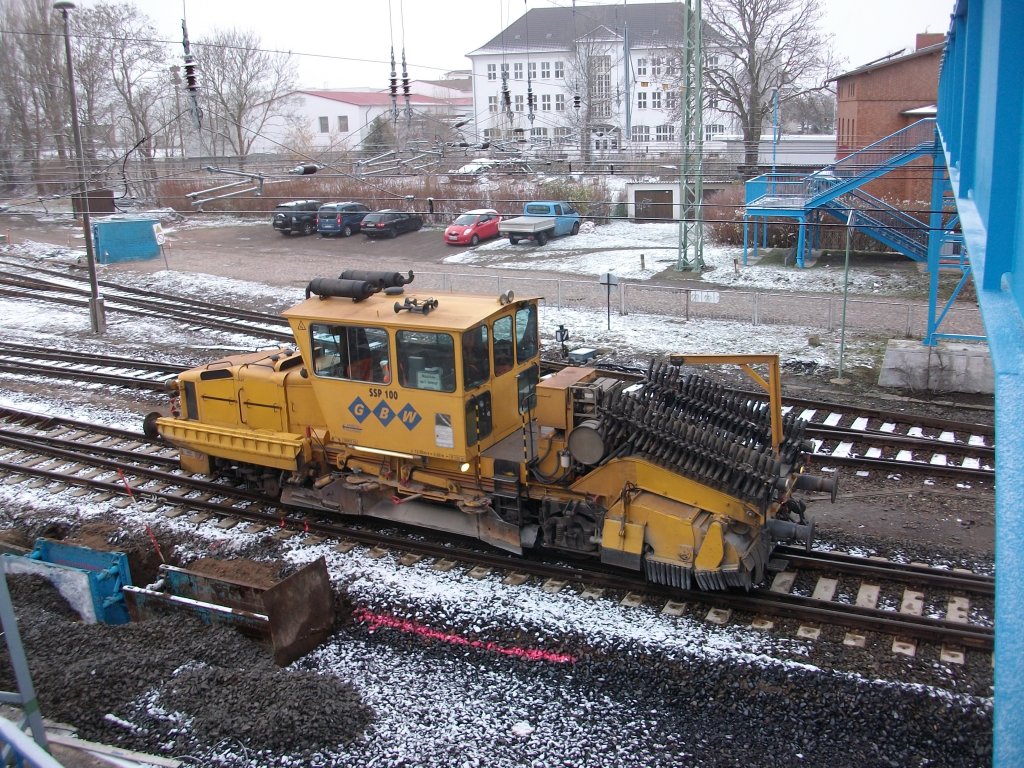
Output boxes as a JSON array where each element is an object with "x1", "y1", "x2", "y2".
[{"x1": 0, "y1": 572, "x2": 64, "y2": 767}]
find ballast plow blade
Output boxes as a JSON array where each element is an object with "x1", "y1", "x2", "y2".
[{"x1": 123, "y1": 557, "x2": 335, "y2": 666}]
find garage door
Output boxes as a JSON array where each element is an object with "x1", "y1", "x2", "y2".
[{"x1": 634, "y1": 189, "x2": 673, "y2": 222}]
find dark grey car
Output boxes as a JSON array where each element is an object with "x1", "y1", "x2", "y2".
[
  {"x1": 360, "y1": 209, "x2": 424, "y2": 239},
  {"x1": 272, "y1": 200, "x2": 323, "y2": 236}
]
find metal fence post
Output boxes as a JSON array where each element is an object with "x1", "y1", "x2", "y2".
[{"x1": 620, "y1": 281, "x2": 627, "y2": 315}]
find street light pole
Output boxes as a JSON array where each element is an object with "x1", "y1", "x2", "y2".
[{"x1": 54, "y1": 0, "x2": 105, "y2": 334}]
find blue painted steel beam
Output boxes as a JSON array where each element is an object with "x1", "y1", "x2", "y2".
[{"x1": 938, "y1": 1, "x2": 1024, "y2": 764}]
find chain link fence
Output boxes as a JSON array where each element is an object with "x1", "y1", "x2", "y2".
[{"x1": 414, "y1": 270, "x2": 984, "y2": 340}]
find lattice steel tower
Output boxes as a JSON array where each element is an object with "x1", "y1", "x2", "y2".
[{"x1": 676, "y1": 0, "x2": 704, "y2": 272}]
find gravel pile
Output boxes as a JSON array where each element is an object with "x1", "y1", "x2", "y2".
[
  {"x1": 0, "y1": 576, "x2": 372, "y2": 761},
  {"x1": 0, "y1": 570, "x2": 992, "y2": 767}
]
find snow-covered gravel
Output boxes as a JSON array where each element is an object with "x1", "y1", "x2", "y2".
[{"x1": 0, "y1": 221, "x2": 993, "y2": 767}]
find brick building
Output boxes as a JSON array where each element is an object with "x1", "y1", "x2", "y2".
[{"x1": 832, "y1": 33, "x2": 945, "y2": 205}]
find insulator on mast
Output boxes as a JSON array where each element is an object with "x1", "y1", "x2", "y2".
[
  {"x1": 181, "y1": 19, "x2": 202, "y2": 129},
  {"x1": 401, "y1": 50, "x2": 411, "y2": 117},
  {"x1": 389, "y1": 47, "x2": 399, "y2": 120}
]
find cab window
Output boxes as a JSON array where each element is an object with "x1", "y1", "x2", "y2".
[
  {"x1": 310, "y1": 324, "x2": 390, "y2": 383},
  {"x1": 492, "y1": 315, "x2": 514, "y2": 376},
  {"x1": 515, "y1": 304, "x2": 538, "y2": 363},
  {"x1": 397, "y1": 330, "x2": 455, "y2": 392},
  {"x1": 517, "y1": 365, "x2": 539, "y2": 412},
  {"x1": 462, "y1": 325, "x2": 490, "y2": 390}
]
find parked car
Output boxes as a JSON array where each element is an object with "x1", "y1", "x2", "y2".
[
  {"x1": 272, "y1": 200, "x2": 322, "y2": 236},
  {"x1": 360, "y1": 209, "x2": 424, "y2": 239},
  {"x1": 444, "y1": 208, "x2": 501, "y2": 246},
  {"x1": 498, "y1": 201, "x2": 580, "y2": 245},
  {"x1": 317, "y1": 202, "x2": 371, "y2": 237}
]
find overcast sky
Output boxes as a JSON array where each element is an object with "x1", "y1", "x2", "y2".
[{"x1": 73, "y1": 0, "x2": 954, "y2": 89}]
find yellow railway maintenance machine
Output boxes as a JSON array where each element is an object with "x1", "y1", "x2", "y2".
[{"x1": 149, "y1": 270, "x2": 835, "y2": 591}]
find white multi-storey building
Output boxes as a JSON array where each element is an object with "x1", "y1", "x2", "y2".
[{"x1": 466, "y1": 2, "x2": 736, "y2": 158}]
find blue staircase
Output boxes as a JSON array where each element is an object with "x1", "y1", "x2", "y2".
[
  {"x1": 742, "y1": 116, "x2": 980, "y2": 347},
  {"x1": 818, "y1": 189, "x2": 929, "y2": 261},
  {"x1": 744, "y1": 118, "x2": 939, "y2": 265}
]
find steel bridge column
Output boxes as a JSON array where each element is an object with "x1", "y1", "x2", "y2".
[{"x1": 924, "y1": 142, "x2": 946, "y2": 346}]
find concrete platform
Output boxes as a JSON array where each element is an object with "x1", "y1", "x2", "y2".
[{"x1": 878, "y1": 339, "x2": 993, "y2": 393}]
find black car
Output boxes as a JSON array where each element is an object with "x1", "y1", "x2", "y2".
[
  {"x1": 317, "y1": 202, "x2": 371, "y2": 237},
  {"x1": 272, "y1": 200, "x2": 323, "y2": 236},
  {"x1": 360, "y1": 209, "x2": 424, "y2": 239}
]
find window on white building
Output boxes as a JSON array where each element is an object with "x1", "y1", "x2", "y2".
[
  {"x1": 656, "y1": 124, "x2": 675, "y2": 142},
  {"x1": 487, "y1": 64, "x2": 497, "y2": 81},
  {"x1": 666, "y1": 57, "x2": 679, "y2": 76},
  {"x1": 651, "y1": 57, "x2": 662, "y2": 77},
  {"x1": 541, "y1": 94, "x2": 551, "y2": 111},
  {"x1": 554, "y1": 60, "x2": 564, "y2": 78},
  {"x1": 637, "y1": 58, "x2": 647, "y2": 76},
  {"x1": 488, "y1": 96, "x2": 498, "y2": 113},
  {"x1": 531, "y1": 127, "x2": 548, "y2": 141},
  {"x1": 631, "y1": 125, "x2": 650, "y2": 142},
  {"x1": 637, "y1": 92, "x2": 647, "y2": 109},
  {"x1": 555, "y1": 94, "x2": 565, "y2": 111},
  {"x1": 318, "y1": 116, "x2": 329, "y2": 133},
  {"x1": 541, "y1": 61, "x2": 550, "y2": 79},
  {"x1": 704, "y1": 124, "x2": 725, "y2": 141},
  {"x1": 528, "y1": 62, "x2": 536, "y2": 80},
  {"x1": 515, "y1": 94, "x2": 524, "y2": 112},
  {"x1": 554, "y1": 126, "x2": 572, "y2": 142},
  {"x1": 705, "y1": 54, "x2": 719, "y2": 70},
  {"x1": 483, "y1": 128, "x2": 499, "y2": 140},
  {"x1": 652, "y1": 91, "x2": 662, "y2": 109},
  {"x1": 666, "y1": 91, "x2": 678, "y2": 110},
  {"x1": 514, "y1": 63, "x2": 523, "y2": 80},
  {"x1": 337, "y1": 116, "x2": 348, "y2": 132}
]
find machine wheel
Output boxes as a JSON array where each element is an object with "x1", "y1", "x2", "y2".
[
  {"x1": 509, "y1": 235, "x2": 520, "y2": 245},
  {"x1": 470, "y1": 235, "x2": 479, "y2": 246},
  {"x1": 535, "y1": 231, "x2": 548, "y2": 246},
  {"x1": 342, "y1": 224, "x2": 353, "y2": 237},
  {"x1": 571, "y1": 221, "x2": 580, "y2": 235},
  {"x1": 389, "y1": 227, "x2": 398, "y2": 238},
  {"x1": 413, "y1": 220, "x2": 423, "y2": 231},
  {"x1": 302, "y1": 221, "x2": 316, "y2": 236}
]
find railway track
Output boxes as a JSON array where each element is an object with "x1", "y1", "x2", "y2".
[
  {"x1": 0, "y1": 258, "x2": 290, "y2": 342},
  {"x1": 0, "y1": 405, "x2": 994, "y2": 655},
  {"x1": 0, "y1": 345, "x2": 996, "y2": 480},
  {"x1": 0, "y1": 255, "x2": 996, "y2": 479}
]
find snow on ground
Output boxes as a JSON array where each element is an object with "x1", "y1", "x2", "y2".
[
  {"x1": 2, "y1": 229, "x2": 888, "y2": 375},
  {"x1": 0, "y1": 224, "x2": 990, "y2": 766},
  {"x1": 443, "y1": 220, "x2": 923, "y2": 294}
]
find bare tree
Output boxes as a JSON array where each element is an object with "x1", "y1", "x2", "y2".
[
  {"x1": 0, "y1": 0, "x2": 72, "y2": 195},
  {"x1": 193, "y1": 29, "x2": 298, "y2": 165},
  {"x1": 74, "y1": 3, "x2": 169, "y2": 198},
  {"x1": 783, "y1": 90, "x2": 835, "y2": 134},
  {"x1": 562, "y1": 32, "x2": 626, "y2": 163},
  {"x1": 702, "y1": 0, "x2": 836, "y2": 171}
]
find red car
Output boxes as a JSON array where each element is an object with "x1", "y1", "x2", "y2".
[{"x1": 444, "y1": 208, "x2": 501, "y2": 246}]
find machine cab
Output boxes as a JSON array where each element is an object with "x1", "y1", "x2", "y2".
[{"x1": 283, "y1": 281, "x2": 540, "y2": 465}]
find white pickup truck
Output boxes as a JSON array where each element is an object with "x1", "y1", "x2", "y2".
[{"x1": 498, "y1": 201, "x2": 581, "y2": 246}]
